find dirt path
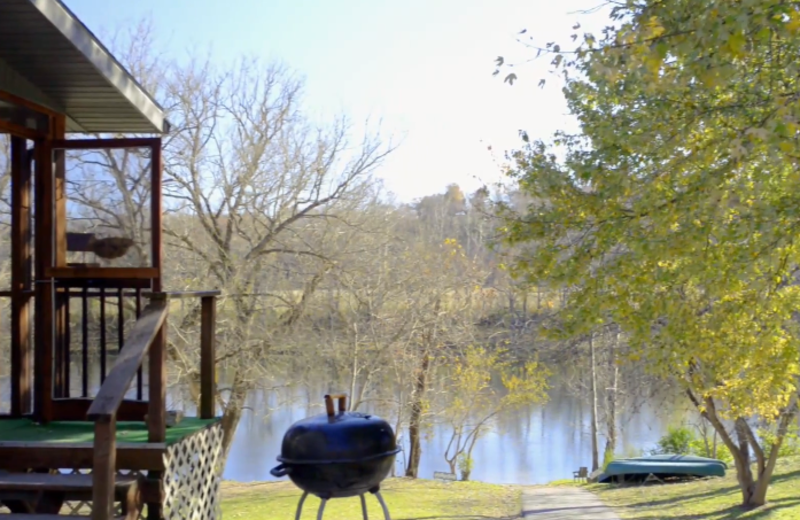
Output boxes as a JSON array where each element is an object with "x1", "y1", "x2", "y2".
[{"x1": 522, "y1": 487, "x2": 621, "y2": 519}]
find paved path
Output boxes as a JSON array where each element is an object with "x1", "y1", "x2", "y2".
[{"x1": 522, "y1": 487, "x2": 621, "y2": 519}]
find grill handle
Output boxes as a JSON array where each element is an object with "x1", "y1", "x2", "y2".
[
  {"x1": 270, "y1": 463, "x2": 291, "y2": 478},
  {"x1": 324, "y1": 394, "x2": 347, "y2": 416}
]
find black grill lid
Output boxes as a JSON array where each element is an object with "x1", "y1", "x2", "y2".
[{"x1": 278, "y1": 394, "x2": 399, "y2": 464}]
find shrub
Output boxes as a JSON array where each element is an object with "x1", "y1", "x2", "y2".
[
  {"x1": 655, "y1": 426, "x2": 695, "y2": 455},
  {"x1": 653, "y1": 425, "x2": 733, "y2": 464},
  {"x1": 759, "y1": 427, "x2": 800, "y2": 459}
]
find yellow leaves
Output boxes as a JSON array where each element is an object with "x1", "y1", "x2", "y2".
[
  {"x1": 497, "y1": 0, "x2": 800, "y2": 432},
  {"x1": 444, "y1": 346, "x2": 549, "y2": 423},
  {"x1": 644, "y1": 52, "x2": 664, "y2": 77},
  {"x1": 725, "y1": 32, "x2": 746, "y2": 57},
  {"x1": 786, "y1": 12, "x2": 800, "y2": 34},
  {"x1": 699, "y1": 69, "x2": 719, "y2": 88},
  {"x1": 645, "y1": 16, "x2": 665, "y2": 38}
]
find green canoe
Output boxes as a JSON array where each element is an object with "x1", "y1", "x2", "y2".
[{"x1": 597, "y1": 454, "x2": 727, "y2": 483}]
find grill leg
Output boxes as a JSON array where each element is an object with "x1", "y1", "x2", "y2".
[
  {"x1": 374, "y1": 491, "x2": 391, "y2": 520},
  {"x1": 316, "y1": 498, "x2": 328, "y2": 520},
  {"x1": 294, "y1": 491, "x2": 308, "y2": 520},
  {"x1": 360, "y1": 494, "x2": 369, "y2": 520}
]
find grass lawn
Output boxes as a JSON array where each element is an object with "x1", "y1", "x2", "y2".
[
  {"x1": 558, "y1": 456, "x2": 800, "y2": 519},
  {"x1": 221, "y1": 477, "x2": 521, "y2": 520}
]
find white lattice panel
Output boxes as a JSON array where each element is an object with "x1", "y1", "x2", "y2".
[{"x1": 162, "y1": 422, "x2": 223, "y2": 520}]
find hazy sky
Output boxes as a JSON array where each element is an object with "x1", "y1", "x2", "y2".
[{"x1": 64, "y1": 0, "x2": 607, "y2": 202}]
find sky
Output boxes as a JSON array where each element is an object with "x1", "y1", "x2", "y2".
[{"x1": 64, "y1": 0, "x2": 608, "y2": 203}]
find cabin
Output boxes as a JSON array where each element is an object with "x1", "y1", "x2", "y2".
[{"x1": 0, "y1": 1, "x2": 223, "y2": 519}]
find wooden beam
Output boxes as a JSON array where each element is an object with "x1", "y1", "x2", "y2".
[
  {"x1": 200, "y1": 296, "x2": 217, "y2": 419},
  {"x1": 151, "y1": 141, "x2": 163, "y2": 290},
  {"x1": 147, "y1": 323, "x2": 167, "y2": 443},
  {"x1": 0, "y1": 90, "x2": 62, "y2": 118},
  {"x1": 52, "y1": 115, "x2": 66, "y2": 267},
  {"x1": 147, "y1": 139, "x2": 165, "y2": 520},
  {"x1": 53, "y1": 115, "x2": 68, "y2": 399},
  {"x1": 144, "y1": 290, "x2": 222, "y2": 300},
  {"x1": 45, "y1": 267, "x2": 159, "y2": 279},
  {"x1": 145, "y1": 324, "x2": 166, "y2": 520},
  {"x1": 50, "y1": 138, "x2": 161, "y2": 150},
  {"x1": 33, "y1": 138, "x2": 54, "y2": 424},
  {"x1": 0, "y1": 442, "x2": 166, "y2": 471},
  {"x1": 53, "y1": 278, "x2": 152, "y2": 290},
  {"x1": 0, "y1": 120, "x2": 42, "y2": 140},
  {"x1": 92, "y1": 420, "x2": 116, "y2": 520},
  {"x1": 10, "y1": 136, "x2": 32, "y2": 416},
  {"x1": 86, "y1": 302, "x2": 168, "y2": 421}
]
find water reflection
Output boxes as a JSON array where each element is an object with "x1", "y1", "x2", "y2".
[
  {"x1": 225, "y1": 385, "x2": 691, "y2": 485},
  {"x1": 1, "y1": 369, "x2": 692, "y2": 485}
]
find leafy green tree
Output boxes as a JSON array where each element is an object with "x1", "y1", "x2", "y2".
[
  {"x1": 496, "y1": 0, "x2": 800, "y2": 508},
  {"x1": 442, "y1": 345, "x2": 549, "y2": 481}
]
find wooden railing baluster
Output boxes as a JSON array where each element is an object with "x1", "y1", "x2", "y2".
[
  {"x1": 81, "y1": 287, "x2": 89, "y2": 397},
  {"x1": 64, "y1": 293, "x2": 71, "y2": 398},
  {"x1": 99, "y1": 287, "x2": 106, "y2": 383},
  {"x1": 135, "y1": 287, "x2": 143, "y2": 400}
]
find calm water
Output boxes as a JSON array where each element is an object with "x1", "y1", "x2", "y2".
[
  {"x1": 1, "y1": 368, "x2": 691, "y2": 485},
  {"x1": 223, "y1": 385, "x2": 691, "y2": 485}
]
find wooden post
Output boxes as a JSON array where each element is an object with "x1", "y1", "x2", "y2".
[
  {"x1": 200, "y1": 296, "x2": 216, "y2": 419},
  {"x1": 147, "y1": 139, "x2": 164, "y2": 520},
  {"x1": 53, "y1": 115, "x2": 68, "y2": 399},
  {"x1": 147, "y1": 323, "x2": 166, "y2": 442},
  {"x1": 92, "y1": 418, "x2": 117, "y2": 520},
  {"x1": 146, "y1": 322, "x2": 166, "y2": 520},
  {"x1": 150, "y1": 141, "x2": 162, "y2": 287},
  {"x1": 10, "y1": 136, "x2": 32, "y2": 416},
  {"x1": 33, "y1": 138, "x2": 54, "y2": 423}
]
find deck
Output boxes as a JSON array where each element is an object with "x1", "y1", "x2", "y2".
[
  {"x1": 0, "y1": 417, "x2": 221, "y2": 472},
  {"x1": 0, "y1": 418, "x2": 218, "y2": 445},
  {"x1": 0, "y1": 417, "x2": 224, "y2": 518}
]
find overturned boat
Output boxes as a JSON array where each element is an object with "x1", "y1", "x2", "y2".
[{"x1": 596, "y1": 454, "x2": 727, "y2": 484}]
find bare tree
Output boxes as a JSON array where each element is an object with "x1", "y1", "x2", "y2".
[{"x1": 159, "y1": 55, "x2": 392, "y2": 456}]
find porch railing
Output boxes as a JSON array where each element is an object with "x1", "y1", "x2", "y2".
[{"x1": 85, "y1": 290, "x2": 219, "y2": 520}]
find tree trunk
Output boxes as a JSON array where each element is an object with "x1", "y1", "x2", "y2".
[
  {"x1": 405, "y1": 351, "x2": 430, "y2": 478},
  {"x1": 348, "y1": 324, "x2": 358, "y2": 411},
  {"x1": 603, "y1": 330, "x2": 618, "y2": 464},
  {"x1": 461, "y1": 427, "x2": 481, "y2": 482},
  {"x1": 686, "y1": 390, "x2": 797, "y2": 509},
  {"x1": 219, "y1": 370, "x2": 250, "y2": 462},
  {"x1": 447, "y1": 457, "x2": 457, "y2": 475},
  {"x1": 589, "y1": 332, "x2": 600, "y2": 472}
]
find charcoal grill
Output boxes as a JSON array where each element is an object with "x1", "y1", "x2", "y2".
[{"x1": 270, "y1": 394, "x2": 400, "y2": 520}]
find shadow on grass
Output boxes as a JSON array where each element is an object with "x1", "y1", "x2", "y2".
[
  {"x1": 630, "y1": 497, "x2": 800, "y2": 520},
  {"x1": 394, "y1": 516, "x2": 518, "y2": 520},
  {"x1": 599, "y1": 482, "x2": 740, "y2": 508},
  {"x1": 766, "y1": 469, "x2": 800, "y2": 484},
  {"x1": 602, "y1": 469, "x2": 800, "y2": 511}
]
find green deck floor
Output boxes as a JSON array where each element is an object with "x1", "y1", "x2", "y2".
[{"x1": 0, "y1": 418, "x2": 218, "y2": 445}]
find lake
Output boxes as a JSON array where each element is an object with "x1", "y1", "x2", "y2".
[
  {"x1": 1, "y1": 368, "x2": 692, "y2": 485},
  {"x1": 223, "y1": 383, "x2": 691, "y2": 485}
]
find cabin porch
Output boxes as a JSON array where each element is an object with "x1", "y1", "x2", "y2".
[
  {"x1": 0, "y1": 418, "x2": 223, "y2": 519},
  {"x1": 0, "y1": 1, "x2": 224, "y2": 519}
]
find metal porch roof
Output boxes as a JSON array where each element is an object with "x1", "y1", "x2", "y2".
[{"x1": 0, "y1": 0, "x2": 169, "y2": 134}]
